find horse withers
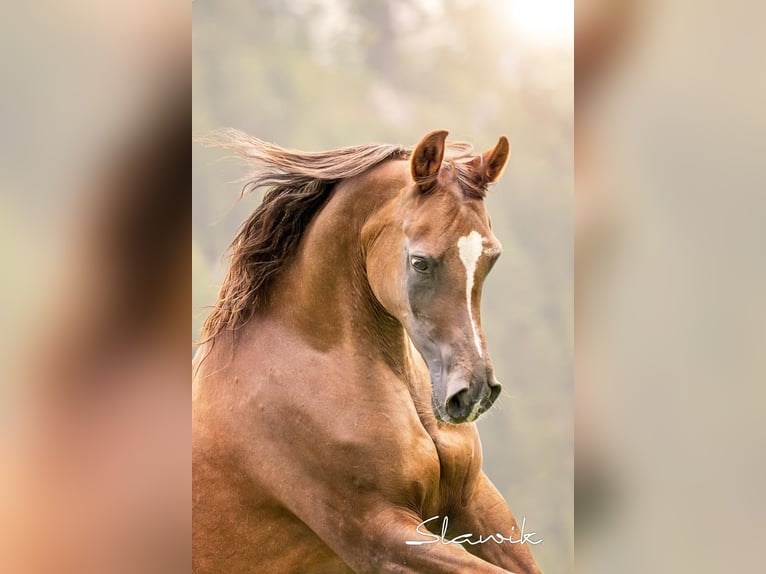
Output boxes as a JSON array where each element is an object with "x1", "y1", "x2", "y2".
[{"x1": 193, "y1": 130, "x2": 541, "y2": 573}]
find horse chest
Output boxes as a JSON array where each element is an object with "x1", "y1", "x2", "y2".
[
  {"x1": 427, "y1": 424, "x2": 482, "y2": 506},
  {"x1": 365, "y1": 375, "x2": 483, "y2": 512},
  {"x1": 382, "y1": 417, "x2": 482, "y2": 515},
  {"x1": 336, "y1": 414, "x2": 479, "y2": 516}
]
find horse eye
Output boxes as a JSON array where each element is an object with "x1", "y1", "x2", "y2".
[{"x1": 411, "y1": 256, "x2": 430, "y2": 273}]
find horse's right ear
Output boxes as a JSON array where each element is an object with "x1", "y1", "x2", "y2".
[{"x1": 411, "y1": 130, "x2": 448, "y2": 189}]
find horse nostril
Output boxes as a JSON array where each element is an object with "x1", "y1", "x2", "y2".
[
  {"x1": 487, "y1": 380, "x2": 502, "y2": 404},
  {"x1": 445, "y1": 388, "x2": 472, "y2": 419}
]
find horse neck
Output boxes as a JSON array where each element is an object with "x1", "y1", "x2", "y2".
[{"x1": 265, "y1": 162, "x2": 412, "y2": 376}]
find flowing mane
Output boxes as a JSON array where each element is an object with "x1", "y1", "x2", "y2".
[{"x1": 198, "y1": 130, "x2": 483, "y2": 342}]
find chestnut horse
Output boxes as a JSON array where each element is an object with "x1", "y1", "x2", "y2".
[{"x1": 193, "y1": 130, "x2": 541, "y2": 573}]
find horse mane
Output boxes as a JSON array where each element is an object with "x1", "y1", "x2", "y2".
[{"x1": 198, "y1": 130, "x2": 482, "y2": 343}]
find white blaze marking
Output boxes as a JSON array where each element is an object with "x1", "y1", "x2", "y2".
[{"x1": 457, "y1": 230, "x2": 485, "y2": 357}]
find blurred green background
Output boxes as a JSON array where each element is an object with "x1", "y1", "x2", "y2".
[{"x1": 193, "y1": 1, "x2": 572, "y2": 571}]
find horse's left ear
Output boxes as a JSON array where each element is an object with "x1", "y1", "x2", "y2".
[{"x1": 473, "y1": 136, "x2": 511, "y2": 184}]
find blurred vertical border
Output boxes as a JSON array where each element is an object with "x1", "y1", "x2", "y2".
[
  {"x1": 0, "y1": 2, "x2": 190, "y2": 573},
  {"x1": 576, "y1": 0, "x2": 766, "y2": 572}
]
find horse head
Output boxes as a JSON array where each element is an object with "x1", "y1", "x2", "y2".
[{"x1": 365, "y1": 130, "x2": 511, "y2": 424}]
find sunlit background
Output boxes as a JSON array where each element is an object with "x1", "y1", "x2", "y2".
[
  {"x1": 193, "y1": 0, "x2": 572, "y2": 571},
  {"x1": 503, "y1": 0, "x2": 574, "y2": 47}
]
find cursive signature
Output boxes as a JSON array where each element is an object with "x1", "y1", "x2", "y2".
[{"x1": 405, "y1": 515, "x2": 543, "y2": 546}]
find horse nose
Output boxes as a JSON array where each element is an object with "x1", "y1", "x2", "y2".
[{"x1": 442, "y1": 362, "x2": 501, "y2": 421}]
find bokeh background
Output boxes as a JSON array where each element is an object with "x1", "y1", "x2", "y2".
[
  {"x1": 193, "y1": 1, "x2": 573, "y2": 571},
  {"x1": 1, "y1": 3, "x2": 190, "y2": 573},
  {"x1": 576, "y1": 0, "x2": 766, "y2": 572}
]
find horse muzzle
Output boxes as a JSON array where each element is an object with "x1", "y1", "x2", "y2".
[{"x1": 433, "y1": 365, "x2": 502, "y2": 424}]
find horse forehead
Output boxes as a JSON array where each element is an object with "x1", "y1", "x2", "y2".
[
  {"x1": 406, "y1": 214, "x2": 500, "y2": 258},
  {"x1": 456, "y1": 230, "x2": 502, "y2": 259},
  {"x1": 406, "y1": 195, "x2": 489, "y2": 235}
]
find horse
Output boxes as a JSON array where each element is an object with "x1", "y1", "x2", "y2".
[{"x1": 193, "y1": 130, "x2": 541, "y2": 573}]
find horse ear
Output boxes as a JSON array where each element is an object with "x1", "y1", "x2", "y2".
[
  {"x1": 474, "y1": 136, "x2": 511, "y2": 184},
  {"x1": 411, "y1": 130, "x2": 448, "y2": 188}
]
